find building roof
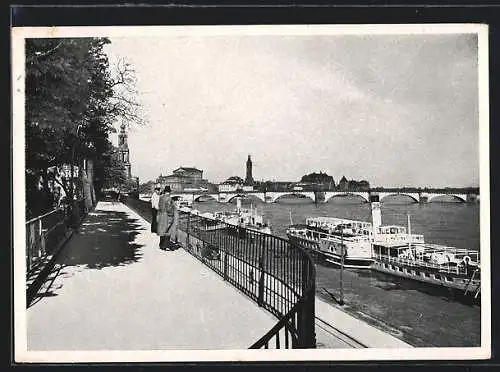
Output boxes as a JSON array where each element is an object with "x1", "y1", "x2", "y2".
[
  {"x1": 173, "y1": 167, "x2": 203, "y2": 174},
  {"x1": 223, "y1": 176, "x2": 244, "y2": 184}
]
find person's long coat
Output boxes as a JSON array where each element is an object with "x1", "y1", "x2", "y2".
[
  {"x1": 156, "y1": 193, "x2": 176, "y2": 237},
  {"x1": 150, "y1": 191, "x2": 159, "y2": 233}
]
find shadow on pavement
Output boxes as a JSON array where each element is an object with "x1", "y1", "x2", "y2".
[{"x1": 29, "y1": 207, "x2": 145, "y2": 307}]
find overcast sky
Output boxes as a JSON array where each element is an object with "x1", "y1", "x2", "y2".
[{"x1": 104, "y1": 32, "x2": 479, "y2": 188}]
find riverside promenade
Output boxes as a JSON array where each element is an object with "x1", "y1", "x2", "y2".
[{"x1": 27, "y1": 200, "x2": 411, "y2": 351}]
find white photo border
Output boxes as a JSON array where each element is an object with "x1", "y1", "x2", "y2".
[{"x1": 12, "y1": 23, "x2": 491, "y2": 363}]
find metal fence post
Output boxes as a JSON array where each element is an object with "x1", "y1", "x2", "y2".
[
  {"x1": 299, "y1": 259, "x2": 316, "y2": 348},
  {"x1": 186, "y1": 212, "x2": 191, "y2": 251},
  {"x1": 258, "y1": 242, "x2": 265, "y2": 307},
  {"x1": 223, "y1": 233, "x2": 228, "y2": 281},
  {"x1": 38, "y1": 218, "x2": 44, "y2": 257}
]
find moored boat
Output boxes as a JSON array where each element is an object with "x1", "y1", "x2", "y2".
[
  {"x1": 368, "y1": 199, "x2": 480, "y2": 297},
  {"x1": 369, "y1": 196, "x2": 480, "y2": 297},
  {"x1": 287, "y1": 216, "x2": 375, "y2": 269},
  {"x1": 286, "y1": 195, "x2": 481, "y2": 297},
  {"x1": 371, "y1": 241, "x2": 481, "y2": 295},
  {"x1": 193, "y1": 197, "x2": 272, "y2": 238}
]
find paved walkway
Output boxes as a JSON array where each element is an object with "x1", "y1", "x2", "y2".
[{"x1": 27, "y1": 201, "x2": 277, "y2": 350}]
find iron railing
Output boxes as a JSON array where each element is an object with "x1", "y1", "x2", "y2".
[
  {"x1": 121, "y1": 197, "x2": 316, "y2": 349},
  {"x1": 26, "y1": 206, "x2": 69, "y2": 274},
  {"x1": 26, "y1": 199, "x2": 87, "y2": 304}
]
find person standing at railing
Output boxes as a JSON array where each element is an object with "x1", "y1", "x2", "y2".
[
  {"x1": 150, "y1": 184, "x2": 161, "y2": 234},
  {"x1": 156, "y1": 185, "x2": 176, "y2": 250}
]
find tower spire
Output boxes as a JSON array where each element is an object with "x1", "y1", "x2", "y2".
[
  {"x1": 118, "y1": 122, "x2": 131, "y2": 179},
  {"x1": 245, "y1": 154, "x2": 254, "y2": 186}
]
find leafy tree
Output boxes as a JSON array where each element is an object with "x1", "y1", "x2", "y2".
[
  {"x1": 139, "y1": 181, "x2": 155, "y2": 194},
  {"x1": 25, "y1": 37, "x2": 144, "y2": 219}
]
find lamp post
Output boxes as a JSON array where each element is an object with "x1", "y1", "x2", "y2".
[{"x1": 339, "y1": 227, "x2": 345, "y2": 306}]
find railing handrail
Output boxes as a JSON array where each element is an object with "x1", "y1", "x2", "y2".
[
  {"x1": 26, "y1": 198, "x2": 86, "y2": 225},
  {"x1": 250, "y1": 300, "x2": 302, "y2": 348},
  {"x1": 25, "y1": 206, "x2": 66, "y2": 225}
]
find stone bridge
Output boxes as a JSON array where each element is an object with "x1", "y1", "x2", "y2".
[
  {"x1": 376, "y1": 192, "x2": 472, "y2": 203},
  {"x1": 169, "y1": 190, "x2": 479, "y2": 204}
]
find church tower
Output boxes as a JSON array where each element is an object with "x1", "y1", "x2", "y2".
[
  {"x1": 118, "y1": 123, "x2": 131, "y2": 179},
  {"x1": 245, "y1": 154, "x2": 254, "y2": 185}
]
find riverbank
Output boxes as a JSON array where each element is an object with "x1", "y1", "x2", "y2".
[{"x1": 314, "y1": 258, "x2": 480, "y2": 347}]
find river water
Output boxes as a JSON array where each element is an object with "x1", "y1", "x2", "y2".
[{"x1": 191, "y1": 195, "x2": 481, "y2": 347}]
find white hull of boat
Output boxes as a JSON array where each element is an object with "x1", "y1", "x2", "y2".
[
  {"x1": 371, "y1": 259, "x2": 481, "y2": 294},
  {"x1": 323, "y1": 254, "x2": 374, "y2": 269},
  {"x1": 288, "y1": 235, "x2": 373, "y2": 268}
]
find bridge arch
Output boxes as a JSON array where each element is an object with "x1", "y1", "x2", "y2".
[
  {"x1": 324, "y1": 192, "x2": 369, "y2": 203},
  {"x1": 379, "y1": 193, "x2": 419, "y2": 203},
  {"x1": 193, "y1": 194, "x2": 218, "y2": 202},
  {"x1": 272, "y1": 192, "x2": 315, "y2": 203},
  {"x1": 428, "y1": 194, "x2": 467, "y2": 203},
  {"x1": 226, "y1": 194, "x2": 248, "y2": 203},
  {"x1": 242, "y1": 193, "x2": 266, "y2": 203}
]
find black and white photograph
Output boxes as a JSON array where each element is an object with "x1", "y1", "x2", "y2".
[{"x1": 12, "y1": 23, "x2": 490, "y2": 362}]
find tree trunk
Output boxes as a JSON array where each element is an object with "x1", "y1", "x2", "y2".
[
  {"x1": 79, "y1": 158, "x2": 92, "y2": 212},
  {"x1": 87, "y1": 159, "x2": 96, "y2": 206}
]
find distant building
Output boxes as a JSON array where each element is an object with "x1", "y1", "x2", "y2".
[
  {"x1": 299, "y1": 171, "x2": 335, "y2": 190},
  {"x1": 348, "y1": 179, "x2": 371, "y2": 191},
  {"x1": 219, "y1": 176, "x2": 254, "y2": 192},
  {"x1": 245, "y1": 155, "x2": 254, "y2": 185},
  {"x1": 338, "y1": 176, "x2": 349, "y2": 191},
  {"x1": 156, "y1": 167, "x2": 209, "y2": 192},
  {"x1": 293, "y1": 182, "x2": 322, "y2": 191},
  {"x1": 262, "y1": 181, "x2": 294, "y2": 192},
  {"x1": 337, "y1": 176, "x2": 370, "y2": 191}
]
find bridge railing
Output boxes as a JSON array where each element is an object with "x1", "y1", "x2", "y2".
[{"x1": 121, "y1": 197, "x2": 316, "y2": 349}]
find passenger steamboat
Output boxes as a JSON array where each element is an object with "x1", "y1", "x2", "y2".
[
  {"x1": 287, "y1": 196, "x2": 481, "y2": 297},
  {"x1": 194, "y1": 197, "x2": 272, "y2": 238},
  {"x1": 369, "y1": 197, "x2": 481, "y2": 297},
  {"x1": 286, "y1": 216, "x2": 374, "y2": 268}
]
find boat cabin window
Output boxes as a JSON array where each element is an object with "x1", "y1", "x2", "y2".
[
  {"x1": 415, "y1": 270, "x2": 421, "y2": 276},
  {"x1": 398, "y1": 267, "x2": 403, "y2": 272},
  {"x1": 434, "y1": 274, "x2": 441, "y2": 280},
  {"x1": 423, "y1": 272, "x2": 430, "y2": 278},
  {"x1": 445, "y1": 276, "x2": 453, "y2": 282},
  {"x1": 389, "y1": 249, "x2": 399, "y2": 258}
]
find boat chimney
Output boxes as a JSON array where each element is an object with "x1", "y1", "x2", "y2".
[{"x1": 370, "y1": 194, "x2": 382, "y2": 233}]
